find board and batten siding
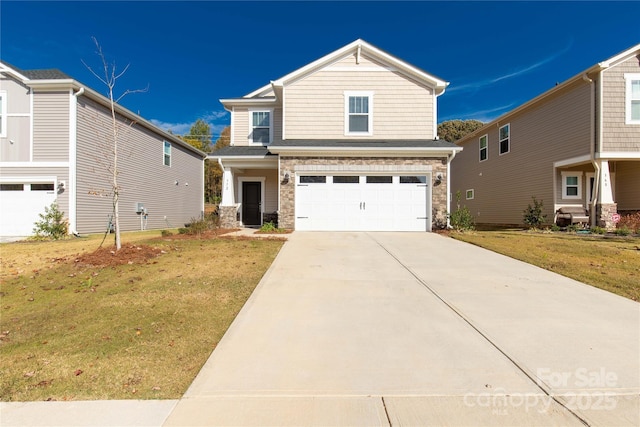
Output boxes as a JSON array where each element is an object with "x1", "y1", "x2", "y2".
[
  {"x1": 284, "y1": 53, "x2": 434, "y2": 140},
  {"x1": 601, "y1": 55, "x2": 640, "y2": 153},
  {"x1": 75, "y1": 96, "x2": 203, "y2": 234},
  {"x1": 452, "y1": 80, "x2": 593, "y2": 225},
  {"x1": 0, "y1": 76, "x2": 31, "y2": 162},
  {"x1": 32, "y1": 91, "x2": 69, "y2": 162}
]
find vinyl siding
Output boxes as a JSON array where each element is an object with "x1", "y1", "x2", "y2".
[
  {"x1": 75, "y1": 96, "x2": 203, "y2": 233},
  {"x1": 284, "y1": 53, "x2": 434, "y2": 140},
  {"x1": 233, "y1": 168, "x2": 278, "y2": 213},
  {"x1": 451, "y1": 80, "x2": 593, "y2": 225},
  {"x1": 0, "y1": 166, "x2": 69, "y2": 219},
  {"x1": 0, "y1": 76, "x2": 31, "y2": 162},
  {"x1": 232, "y1": 107, "x2": 282, "y2": 146},
  {"x1": 601, "y1": 56, "x2": 640, "y2": 152},
  {"x1": 615, "y1": 161, "x2": 640, "y2": 210},
  {"x1": 32, "y1": 91, "x2": 69, "y2": 162}
]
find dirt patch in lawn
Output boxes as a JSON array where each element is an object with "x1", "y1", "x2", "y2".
[{"x1": 74, "y1": 243, "x2": 164, "y2": 267}]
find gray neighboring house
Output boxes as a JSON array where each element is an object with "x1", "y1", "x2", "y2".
[
  {"x1": 451, "y1": 43, "x2": 640, "y2": 229},
  {"x1": 0, "y1": 61, "x2": 206, "y2": 237},
  {"x1": 212, "y1": 39, "x2": 461, "y2": 232}
]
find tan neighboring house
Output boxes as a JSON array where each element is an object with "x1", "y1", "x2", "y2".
[
  {"x1": 451, "y1": 43, "x2": 640, "y2": 229},
  {"x1": 211, "y1": 39, "x2": 461, "y2": 232},
  {"x1": 0, "y1": 61, "x2": 206, "y2": 237}
]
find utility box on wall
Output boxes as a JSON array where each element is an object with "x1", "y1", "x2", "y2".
[{"x1": 136, "y1": 202, "x2": 145, "y2": 213}]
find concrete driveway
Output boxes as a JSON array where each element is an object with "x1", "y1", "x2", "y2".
[{"x1": 165, "y1": 232, "x2": 640, "y2": 426}]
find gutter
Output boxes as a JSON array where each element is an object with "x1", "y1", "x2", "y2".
[{"x1": 583, "y1": 73, "x2": 600, "y2": 228}]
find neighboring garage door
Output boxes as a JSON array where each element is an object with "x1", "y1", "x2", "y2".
[
  {"x1": 0, "y1": 182, "x2": 57, "y2": 236},
  {"x1": 295, "y1": 174, "x2": 431, "y2": 231}
]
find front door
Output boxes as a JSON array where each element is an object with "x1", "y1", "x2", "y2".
[{"x1": 242, "y1": 182, "x2": 262, "y2": 226}]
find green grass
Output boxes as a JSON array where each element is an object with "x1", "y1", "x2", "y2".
[
  {"x1": 0, "y1": 231, "x2": 283, "y2": 401},
  {"x1": 449, "y1": 230, "x2": 640, "y2": 302}
]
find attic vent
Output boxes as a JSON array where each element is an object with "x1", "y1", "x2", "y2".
[{"x1": 356, "y1": 45, "x2": 361, "y2": 64}]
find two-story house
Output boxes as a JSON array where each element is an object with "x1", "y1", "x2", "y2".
[
  {"x1": 451, "y1": 43, "x2": 640, "y2": 229},
  {"x1": 211, "y1": 40, "x2": 461, "y2": 232},
  {"x1": 0, "y1": 61, "x2": 206, "y2": 237}
]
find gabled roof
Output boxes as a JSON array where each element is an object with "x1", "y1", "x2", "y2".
[
  {"x1": 455, "y1": 42, "x2": 640, "y2": 146},
  {"x1": 241, "y1": 39, "x2": 449, "y2": 100},
  {"x1": 0, "y1": 60, "x2": 206, "y2": 159}
]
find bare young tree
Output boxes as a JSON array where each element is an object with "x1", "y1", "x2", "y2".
[{"x1": 82, "y1": 37, "x2": 147, "y2": 250}]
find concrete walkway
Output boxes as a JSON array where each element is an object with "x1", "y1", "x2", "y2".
[
  {"x1": 2, "y1": 232, "x2": 638, "y2": 426},
  {"x1": 163, "y1": 232, "x2": 639, "y2": 426}
]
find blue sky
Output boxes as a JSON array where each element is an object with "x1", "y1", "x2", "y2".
[{"x1": 2, "y1": 1, "x2": 639, "y2": 139}]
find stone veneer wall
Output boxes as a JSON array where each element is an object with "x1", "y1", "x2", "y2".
[
  {"x1": 278, "y1": 156, "x2": 449, "y2": 230},
  {"x1": 597, "y1": 203, "x2": 618, "y2": 231},
  {"x1": 219, "y1": 206, "x2": 239, "y2": 229}
]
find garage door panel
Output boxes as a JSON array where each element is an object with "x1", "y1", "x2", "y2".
[
  {"x1": 1, "y1": 183, "x2": 57, "y2": 236},
  {"x1": 295, "y1": 174, "x2": 431, "y2": 232}
]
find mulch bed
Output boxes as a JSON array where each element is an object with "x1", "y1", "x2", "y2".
[{"x1": 74, "y1": 244, "x2": 164, "y2": 268}]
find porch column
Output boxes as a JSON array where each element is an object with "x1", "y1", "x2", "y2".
[
  {"x1": 596, "y1": 160, "x2": 617, "y2": 230},
  {"x1": 219, "y1": 167, "x2": 239, "y2": 228}
]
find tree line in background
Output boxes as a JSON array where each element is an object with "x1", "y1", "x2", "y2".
[
  {"x1": 180, "y1": 120, "x2": 230, "y2": 205},
  {"x1": 437, "y1": 119, "x2": 484, "y2": 143}
]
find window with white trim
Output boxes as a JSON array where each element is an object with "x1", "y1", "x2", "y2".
[
  {"x1": 624, "y1": 73, "x2": 640, "y2": 124},
  {"x1": 163, "y1": 141, "x2": 171, "y2": 166},
  {"x1": 250, "y1": 110, "x2": 272, "y2": 144},
  {"x1": 479, "y1": 134, "x2": 488, "y2": 161},
  {"x1": 0, "y1": 91, "x2": 7, "y2": 138},
  {"x1": 499, "y1": 124, "x2": 510, "y2": 155},
  {"x1": 345, "y1": 91, "x2": 373, "y2": 135},
  {"x1": 561, "y1": 171, "x2": 582, "y2": 199},
  {"x1": 466, "y1": 189, "x2": 474, "y2": 200}
]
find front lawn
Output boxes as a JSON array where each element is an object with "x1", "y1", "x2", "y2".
[
  {"x1": 0, "y1": 231, "x2": 284, "y2": 401},
  {"x1": 450, "y1": 230, "x2": 640, "y2": 302}
]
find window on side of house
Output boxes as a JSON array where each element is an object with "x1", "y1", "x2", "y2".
[
  {"x1": 0, "y1": 91, "x2": 7, "y2": 138},
  {"x1": 561, "y1": 172, "x2": 582, "y2": 199},
  {"x1": 466, "y1": 189, "x2": 474, "y2": 200},
  {"x1": 499, "y1": 124, "x2": 510, "y2": 155},
  {"x1": 479, "y1": 134, "x2": 488, "y2": 162},
  {"x1": 345, "y1": 91, "x2": 373, "y2": 135},
  {"x1": 250, "y1": 110, "x2": 272, "y2": 144},
  {"x1": 625, "y1": 73, "x2": 640, "y2": 124},
  {"x1": 163, "y1": 141, "x2": 171, "y2": 166},
  {"x1": 299, "y1": 176, "x2": 326, "y2": 184}
]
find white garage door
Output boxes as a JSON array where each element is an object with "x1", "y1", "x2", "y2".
[
  {"x1": 295, "y1": 174, "x2": 431, "y2": 231},
  {"x1": 0, "y1": 182, "x2": 57, "y2": 236}
]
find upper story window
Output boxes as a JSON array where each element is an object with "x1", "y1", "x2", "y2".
[
  {"x1": 0, "y1": 91, "x2": 7, "y2": 138},
  {"x1": 345, "y1": 91, "x2": 373, "y2": 135},
  {"x1": 163, "y1": 141, "x2": 171, "y2": 166},
  {"x1": 479, "y1": 134, "x2": 488, "y2": 162},
  {"x1": 250, "y1": 109, "x2": 272, "y2": 144},
  {"x1": 561, "y1": 171, "x2": 582, "y2": 199},
  {"x1": 499, "y1": 123, "x2": 510, "y2": 155},
  {"x1": 625, "y1": 73, "x2": 640, "y2": 124}
]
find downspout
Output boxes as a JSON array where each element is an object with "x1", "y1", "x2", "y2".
[
  {"x1": 70, "y1": 87, "x2": 85, "y2": 235},
  {"x1": 583, "y1": 72, "x2": 599, "y2": 228},
  {"x1": 446, "y1": 150, "x2": 457, "y2": 229}
]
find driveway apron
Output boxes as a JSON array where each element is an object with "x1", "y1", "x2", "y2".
[{"x1": 164, "y1": 232, "x2": 639, "y2": 426}]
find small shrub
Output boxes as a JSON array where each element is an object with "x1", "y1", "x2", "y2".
[
  {"x1": 618, "y1": 212, "x2": 640, "y2": 234},
  {"x1": 523, "y1": 196, "x2": 547, "y2": 229},
  {"x1": 550, "y1": 224, "x2": 561, "y2": 232},
  {"x1": 448, "y1": 191, "x2": 475, "y2": 231},
  {"x1": 178, "y1": 227, "x2": 189, "y2": 235},
  {"x1": 32, "y1": 202, "x2": 68, "y2": 240},
  {"x1": 590, "y1": 226, "x2": 606, "y2": 235},
  {"x1": 615, "y1": 226, "x2": 631, "y2": 236},
  {"x1": 567, "y1": 224, "x2": 579, "y2": 233},
  {"x1": 160, "y1": 229, "x2": 174, "y2": 237},
  {"x1": 259, "y1": 222, "x2": 278, "y2": 232}
]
